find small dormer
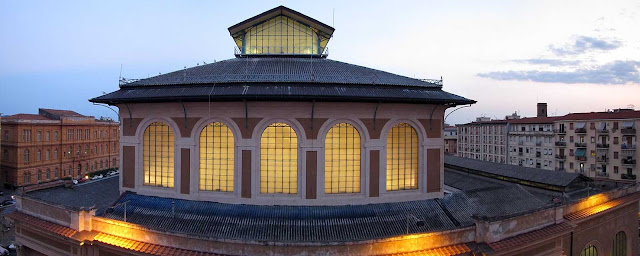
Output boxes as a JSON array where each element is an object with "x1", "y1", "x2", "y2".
[{"x1": 228, "y1": 6, "x2": 334, "y2": 58}]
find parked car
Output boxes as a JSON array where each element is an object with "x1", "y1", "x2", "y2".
[
  {"x1": 1, "y1": 200, "x2": 15, "y2": 207},
  {"x1": 77, "y1": 177, "x2": 89, "y2": 183}
]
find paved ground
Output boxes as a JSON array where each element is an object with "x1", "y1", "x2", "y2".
[{"x1": 0, "y1": 188, "x2": 16, "y2": 255}]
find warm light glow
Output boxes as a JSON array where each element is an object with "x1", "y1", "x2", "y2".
[
  {"x1": 199, "y1": 122, "x2": 234, "y2": 192},
  {"x1": 386, "y1": 123, "x2": 419, "y2": 191},
  {"x1": 260, "y1": 123, "x2": 298, "y2": 194},
  {"x1": 143, "y1": 122, "x2": 174, "y2": 188},
  {"x1": 325, "y1": 123, "x2": 361, "y2": 194},
  {"x1": 243, "y1": 15, "x2": 321, "y2": 55}
]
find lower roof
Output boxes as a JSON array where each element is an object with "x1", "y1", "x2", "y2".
[{"x1": 90, "y1": 83, "x2": 474, "y2": 105}]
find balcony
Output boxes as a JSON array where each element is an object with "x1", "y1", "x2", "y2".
[
  {"x1": 535, "y1": 152, "x2": 541, "y2": 158},
  {"x1": 575, "y1": 128, "x2": 587, "y2": 134},
  {"x1": 555, "y1": 129, "x2": 566, "y2": 134},
  {"x1": 621, "y1": 144, "x2": 636, "y2": 150},
  {"x1": 518, "y1": 152, "x2": 523, "y2": 156},
  {"x1": 555, "y1": 141, "x2": 566, "y2": 147},
  {"x1": 596, "y1": 157, "x2": 608, "y2": 163},
  {"x1": 621, "y1": 128, "x2": 636, "y2": 134},
  {"x1": 575, "y1": 142, "x2": 587, "y2": 148},
  {"x1": 622, "y1": 159, "x2": 637, "y2": 166},
  {"x1": 596, "y1": 129, "x2": 609, "y2": 134},
  {"x1": 576, "y1": 156, "x2": 587, "y2": 161},
  {"x1": 555, "y1": 154, "x2": 566, "y2": 159},
  {"x1": 622, "y1": 174, "x2": 637, "y2": 180},
  {"x1": 596, "y1": 143, "x2": 609, "y2": 149},
  {"x1": 518, "y1": 141, "x2": 524, "y2": 146},
  {"x1": 595, "y1": 171, "x2": 609, "y2": 178}
]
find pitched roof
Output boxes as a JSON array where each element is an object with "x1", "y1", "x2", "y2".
[
  {"x1": 1, "y1": 114, "x2": 52, "y2": 121},
  {"x1": 228, "y1": 6, "x2": 334, "y2": 38},
  {"x1": 564, "y1": 192, "x2": 640, "y2": 221},
  {"x1": 488, "y1": 222, "x2": 573, "y2": 252},
  {"x1": 24, "y1": 175, "x2": 121, "y2": 215},
  {"x1": 557, "y1": 110, "x2": 640, "y2": 121},
  {"x1": 102, "y1": 192, "x2": 460, "y2": 243},
  {"x1": 507, "y1": 116, "x2": 560, "y2": 124},
  {"x1": 90, "y1": 57, "x2": 474, "y2": 105},
  {"x1": 39, "y1": 108, "x2": 85, "y2": 117},
  {"x1": 444, "y1": 155, "x2": 588, "y2": 190},
  {"x1": 93, "y1": 233, "x2": 226, "y2": 256},
  {"x1": 6, "y1": 211, "x2": 78, "y2": 238}
]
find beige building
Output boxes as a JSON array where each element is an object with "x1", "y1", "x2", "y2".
[
  {"x1": 507, "y1": 103, "x2": 557, "y2": 171},
  {"x1": 444, "y1": 125, "x2": 457, "y2": 155},
  {"x1": 555, "y1": 109, "x2": 639, "y2": 181},
  {"x1": 456, "y1": 118, "x2": 508, "y2": 163}
]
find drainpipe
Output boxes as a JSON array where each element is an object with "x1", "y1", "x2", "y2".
[{"x1": 570, "y1": 231, "x2": 574, "y2": 256}]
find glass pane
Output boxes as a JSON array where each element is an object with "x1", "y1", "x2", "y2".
[
  {"x1": 244, "y1": 15, "x2": 319, "y2": 55},
  {"x1": 386, "y1": 123, "x2": 419, "y2": 191},
  {"x1": 199, "y1": 122, "x2": 235, "y2": 192},
  {"x1": 325, "y1": 123, "x2": 361, "y2": 194},
  {"x1": 260, "y1": 123, "x2": 298, "y2": 194},
  {"x1": 142, "y1": 122, "x2": 175, "y2": 188}
]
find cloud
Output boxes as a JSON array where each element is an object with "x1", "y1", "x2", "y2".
[
  {"x1": 549, "y1": 36, "x2": 622, "y2": 56},
  {"x1": 513, "y1": 58, "x2": 581, "y2": 66},
  {"x1": 477, "y1": 60, "x2": 640, "y2": 84}
]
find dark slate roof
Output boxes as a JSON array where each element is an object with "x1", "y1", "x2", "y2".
[
  {"x1": 123, "y1": 58, "x2": 439, "y2": 88},
  {"x1": 24, "y1": 176, "x2": 121, "y2": 215},
  {"x1": 443, "y1": 170, "x2": 555, "y2": 224},
  {"x1": 90, "y1": 57, "x2": 475, "y2": 105},
  {"x1": 444, "y1": 155, "x2": 588, "y2": 189},
  {"x1": 102, "y1": 192, "x2": 458, "y2": 243}
]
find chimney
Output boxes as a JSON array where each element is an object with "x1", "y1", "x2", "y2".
[{"x1": 537, "y1": 103, "x2": 547, "y2": 117}]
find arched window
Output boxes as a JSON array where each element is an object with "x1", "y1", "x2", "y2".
[
  {"x1": 199, "y1": 122, "x2": 235, "y2": 192},
  {"x1": 46, "y1": 169, "x2": 50, "y2": 180},
  {"x1": 2, "y1": 149, "x2": 7, "y2": 161},
  {"x1": 37, "y1": 170, "x2": 42, "y2": 181},
  {"x1": 386, "y1": 123, "x2": 419, "y2": 191},
  {"x1": 78, "y1": 164, "x2": 82, "y2": 176},
  {"x1": 54, "y1": 149, "x2": 58, "y2": 159},
  {"x1": 23, "y1": 172, "x2": 30, "y2": 184},
  {"x1": 113, "y1": 158, "x2": 117, "y2": 168},
  {"x1": 260, "y1": 123, "x2": 298, "y2": 194},
  {"x1": 325, "y1": 123, "x2": 361, "y2": 194},
  {"x1": 581, "y1": 245, "x2": 597, "y2": 256},
  {"x1": 37, "y1": 150, "x2": 41, "y2": 161},
  {"x1": 55, "y1": 168, "x2": 59, "y2": 178},
  {"x1": 24, "y1": 149, "x2": 30, "y2": 163},
  {"x1": 46, "y1": 149, "x2": 50, "y2": 160},
  {"x1": 612, "y1": 231, "x2": 626, "y2": 256},
  {"x1": 143, "y1": 122, "x2": 175, "y2": 188}
]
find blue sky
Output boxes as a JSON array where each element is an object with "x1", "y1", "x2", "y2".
[{"x1": 1, "y1": 0, "x2": 639, "y2": 124}]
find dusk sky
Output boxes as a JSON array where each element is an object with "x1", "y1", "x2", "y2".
[{"x1": 1, "y1": 0, "x2": 639, "y2": 125}]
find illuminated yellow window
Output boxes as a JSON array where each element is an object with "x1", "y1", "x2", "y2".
[
  {"x1": 143, "y1": 122, "x2": 174, "y2": 188},
  {"x1": 199, "y1": 122, "x2": 234, "y2": 192},
  {"x1": 260, "y1": 123, "x2": 298, "y2": 194},
  {"x1": 243, "y1": 15, "x2": 321, "y2": 55},
  {"x1": 386, "y1": 123, "x2": 419, "y2": 191},
  {"x1": 581, "y1": 245, "x2": 597, "y2": 256},
  {"x1": 325, "y1": 123, "x2": 361, "y2": 194}
]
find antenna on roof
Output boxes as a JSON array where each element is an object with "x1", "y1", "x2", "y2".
[
  {"x1": 119, "y1": 64, "x2": 123, "y2": 84},
  {"x1": 332, "y1": 8, "x2": 335, "y2": 28}
]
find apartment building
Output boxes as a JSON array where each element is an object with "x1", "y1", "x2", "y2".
[
  {"x1": 0, "y1": 108, "x2": 119, "y2": 186},
  {"x1": 507, "y1": 104, "x2": 558, "y2": 171},
  {"x1": 444, "y1": 125, "x2": 457, "y2": 155},
  {"x1": 555, "y1": 109, "x2": 639, "y2": 181},
  {"x1": 457, "y1": 117, "x2": 508, "y2": 163},
  {"x1": 508, "y1": 117, "x2": 557, "y2": 170}
]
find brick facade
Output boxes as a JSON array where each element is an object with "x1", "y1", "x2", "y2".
[{"x1": 0, "y1": 109, "x2": 119, "y2": 187}]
